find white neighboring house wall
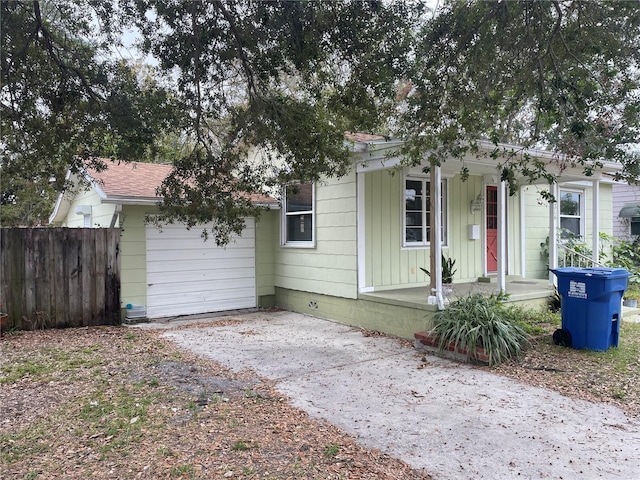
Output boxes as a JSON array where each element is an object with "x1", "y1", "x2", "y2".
[
  {"x1": 49, "y1": 172, "x2": 120, "y2": 228},
  {"x1": 613, "y1": 182, "x2": 640, "y2": 241}
]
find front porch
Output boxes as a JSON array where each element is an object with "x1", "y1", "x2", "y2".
[{"x1": 359, "y1": 277, "x2": 553, "y2": 311}]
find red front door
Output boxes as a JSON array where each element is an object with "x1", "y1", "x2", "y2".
[{"x1": 486, "y1": 186, "x2": 498, "y2": 273}]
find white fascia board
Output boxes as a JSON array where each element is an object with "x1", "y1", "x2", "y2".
[
  {"x1": 101, "y1": 196, "x2": 161, "y2": 206},
  {"x1": 48, "y1": 169, "x2": 73, "y2": 224},
  {"x1": 346, "y1": 138, "x2": 405, "y2": 153},
  {"x1": 355, "y1": 155, "x2": 404, "y2": 173},
  {"x1": 86, "y1": 173, "x2": 108, "y2": 200},
  {"x1": 101, "y1": 196, "x2": 279, "y2": 210},
  {"x1": 255, "y1": 203, "x2": 280, "y2": 209}
]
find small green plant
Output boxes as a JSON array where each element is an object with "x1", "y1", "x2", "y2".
[
  {"x1": 430, "y1": 293, "x2": 530, "y2": 366},
  {"x1": 231, "y1": 439, "x2": 257, "y2": 451},
  {"x1": 625, "y1": 284, "x2": 640, "y2": 300},
  {"x1": 0, "y1": 359, "x2": 52, "y2": 384},
  {"x1": 610, "y1": 237, "x2": 640, "y2": 283},
  {"x1": 420, "y1": 254, "x2": 457, "y2": 284},
  {"x1": 170, "y1": 464, "x2": 194, "y2": 477},
  {"x1": 324, "y1": 443, "x2": 340, "y2": 458}
]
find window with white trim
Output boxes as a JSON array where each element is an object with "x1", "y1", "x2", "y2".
[
  {"x1": 631, "y1": 217, "x2": 640, "y2": 236},
  {"x1": 559, "y1": 189, "x2": 583, "y2": 238},
  {"x1": 403, "y1": 177, "x2": 448, "y2": 246},
  {"x1": 282, "y1": 182, "x2": 314, "y2": 246}
]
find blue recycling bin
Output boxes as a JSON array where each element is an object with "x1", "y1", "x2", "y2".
[{"x1": 551, "y1": 267, "x2": 629, "y2": 351}]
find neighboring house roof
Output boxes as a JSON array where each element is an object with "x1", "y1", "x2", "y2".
[{"x1": 49, "y1": 161, "x2": 277, "y2": 224}]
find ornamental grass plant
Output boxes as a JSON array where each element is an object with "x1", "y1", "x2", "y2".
[{"x1": 430, "y1": 293, "x2": 530, "y2": 366}]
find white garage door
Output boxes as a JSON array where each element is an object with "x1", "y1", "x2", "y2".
[{"x1": 145, "y1": 219, "x2": 256, "y2": 318}]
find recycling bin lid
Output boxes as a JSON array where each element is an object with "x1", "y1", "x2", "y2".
[{"x1": 550, "y1": 267, "x2": 630, "y2": 278}]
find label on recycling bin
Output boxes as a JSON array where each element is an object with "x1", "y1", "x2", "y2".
[{"x1": 568, "y1": 280, "x2": 587, "y2": 299}]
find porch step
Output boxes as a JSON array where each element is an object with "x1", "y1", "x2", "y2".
[{"x1": 477, "y1": 275, "x2": 523, "y2": 284}]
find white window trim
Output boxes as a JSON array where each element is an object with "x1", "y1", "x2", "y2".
[
  {"x1": 558, "y1": 187, "x2": 585, "y2": 238},
  {"x1": 281, "y1": 182, "x2": 316, "y2": 248},
  {"x1": 402, "y1": 176, "x2": 448, "y2": 248},
  {"x1": 630, "y1": 217, "x2": 640, "y2": 237}
]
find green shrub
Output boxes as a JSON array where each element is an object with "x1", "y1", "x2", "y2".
[
  {"x1": 430, "y1": 293, "x2": 529, "y2": 366},
  {"x1": 611, "y1": 237, "x2": 640, "y2": 288}
]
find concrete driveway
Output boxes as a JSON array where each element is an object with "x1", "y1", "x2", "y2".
[{"x1": 135, "y1": 310, "x2": 640, "y2": 480}]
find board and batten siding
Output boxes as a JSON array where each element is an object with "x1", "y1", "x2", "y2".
[
  {"x1": 364, "y1": 170, "x2": 489, "y2": 290},
  {"x1": 273, "y1": 171, "x2": 358, "y2": 299}
]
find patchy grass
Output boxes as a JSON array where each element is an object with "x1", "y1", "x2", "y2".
[
  {"x1": 493, "y1": 316, "x2": 640, "y2": 417},
  {"x1": 0, "y1": 327, "x2": 430, "y2": 480}
]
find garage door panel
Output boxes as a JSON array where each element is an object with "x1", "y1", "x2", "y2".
[
  {"x1": 146, "y1": 237, "x2": 255, "y2": 254},
  {"x1": 146, "y1": 227, "x2": 255, "y2": 244},
  {"x1": 148, "y1": 273, "x2": 255, "y2": 293},
  {"x1": 146, "y1": 287, "x2": 256, "y2": 308},
  {"x1": 150, "y1": 296, "x2": 256, "y2": 317},
  {"x1": 147, "y1": 267, "x2": 255, "y2": 284},
  {"x1": 145, "y1": 246, "x2": 255, "y2": 263},
  {"x1": 146, "y1": 219, "x2": 256, "y2": 318},
  {"x1": 145, "y1": 289, "x2": 254, "y2": 317},
  {"x1": 146, "y1": 257, "x2": 255, "y2": 274},
  {"x1": 146, "y1": 228, "x2": 254, "y2": 247}
]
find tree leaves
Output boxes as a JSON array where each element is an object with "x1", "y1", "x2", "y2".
[
  {"x1": 1, "y1": 1, "x2": 174, "y2": 225},
  {"x1": 400, "y1": 0, "x2": 640, "y2": 186},
  {"x1": 2, "y1": 0, "x2": 639, "y2": 231}
]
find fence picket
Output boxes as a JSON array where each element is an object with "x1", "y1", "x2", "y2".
[{"x1": 0, "y1": 228, "x2": 121, "y2": 330}]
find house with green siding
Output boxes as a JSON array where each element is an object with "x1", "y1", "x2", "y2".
[
  {"x1": 50, "y1": 136, "x2": 620, "y2": 338},
  {"x1": 264, "y1": 133, "x2": 619, "y2": 338}
]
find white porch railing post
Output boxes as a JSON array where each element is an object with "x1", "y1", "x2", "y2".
[
  {"x1": 497, "y1": 180, "x2": 507, "y2": 292},
  {"x1": 357, "y1": 171, "x2": 368, "y2": 293},
  {"x1": 549, "y1": 182, "x2": 559, "y2": 285},
  {"x1": 519, "y1": 186, "x2": 526, "y2": 278},
  {"x1": 592, "y1": 178, "x2": 600, "y2": 266},
  {"x1": 433, "y1": 165, "x2": 444, "y2": 309}
]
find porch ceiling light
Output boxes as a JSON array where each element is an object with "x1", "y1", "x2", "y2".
[
  {"x1": 470, "y1": 193, "x2": 484, "y2": 214},
  {"x1": 619, "y1": 202, "x2": 640, "y2": 218}
]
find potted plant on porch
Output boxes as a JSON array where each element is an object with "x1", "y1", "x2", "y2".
[{"x1": 420, "y1": 254, "x2": 457, "y2": 299}]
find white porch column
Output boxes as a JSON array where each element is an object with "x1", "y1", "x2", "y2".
[
  {"x1": 497, "y1": 180, "x2": 507, "y2": 292},
  {"x1": 519, "y1": 186, "x2": 526, "y2": 278},
  {"x1": 592, "y1": 178, "x2": 600, "y2": 266},
  {"x1": 356, "y1": 171, "x2": 370, "y2": 293},
  {"x1": 548, "y1": 182, "x2": 559, "y2": 285},
  {"x1": 432, "y1": 165, "x2": 444, "y2": 309}
]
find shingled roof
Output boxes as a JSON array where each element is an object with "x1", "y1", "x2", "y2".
[
  {"x1": 90, "y1": 161, "x2": 173, "y2": 199},
  {"x1": 88, "y1": 161, "x2": 276, "y2": 205},
  {"x1": 49, "y1": 161, "x2": 277, "y2": 225}
]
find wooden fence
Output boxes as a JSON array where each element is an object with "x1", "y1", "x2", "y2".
[{"x1": 0, "y1": 227, "x2": 121, "y2": 330}]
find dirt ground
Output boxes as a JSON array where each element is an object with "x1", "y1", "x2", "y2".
[
  {"x1": 1, "y1": 315, "x2": 639, "y2": 479},
  {"x1": 1, "y1": 326, "x2": 431, "y2": 479}
]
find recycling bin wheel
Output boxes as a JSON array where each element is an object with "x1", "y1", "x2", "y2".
[{"x1": 553, "y1": 328, "x2": 572, "y2": 348}]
